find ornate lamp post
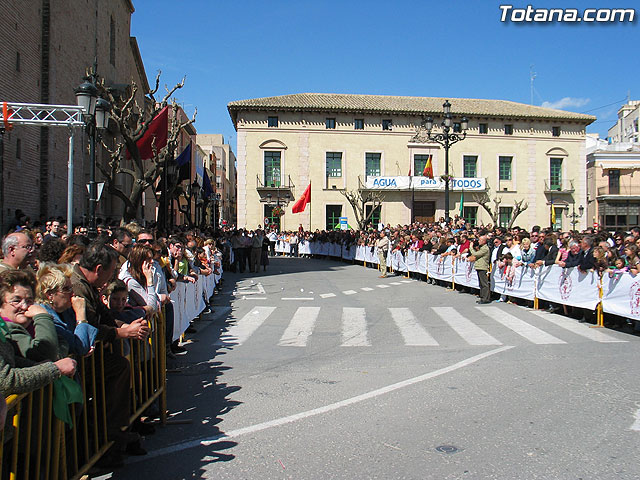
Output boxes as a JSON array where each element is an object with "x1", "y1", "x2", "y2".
[
  {"x1": 75, "y1": 70, "x2": 110, "y2": 239},
  {"x1": 412, "y1": 100, "x2": 468, "y2": 223},
  {"x1": 565, "y1": 203, "x2": 584, "y2": 230}
]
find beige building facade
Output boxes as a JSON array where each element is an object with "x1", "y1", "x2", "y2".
[
  {"x1": 608, "y1": 100, "x2": 640, "y2": 144},
  {"x1": 228, "y1": 94, "x2": 595, "y2": 232},
  {"x1": 586, "y1": 140, "x2": 640, "y2": 231}
]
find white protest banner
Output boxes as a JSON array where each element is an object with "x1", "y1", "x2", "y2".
[
  {"x1": 365, "y1": 176, "x2": 411, "y2": 189},
  {"x1": 406, "y1": 250, "x2": 419, "y2": 272},
  {"x1": 602, "y1": 272, "x2": 640, "y2": 320},
  {"x1": 391, "y1": 250, "x2": 408, "y2": 272},
  {"x1": 417, "y1": 251, "x2": 427, "y2": 275},
  {"x1": 536, "y1": 265, "x2": 600, "y2": 309}
]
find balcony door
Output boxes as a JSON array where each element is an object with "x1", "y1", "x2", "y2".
[{"x1": 264, "y1": 151, "x2": 281, "y2": 187}]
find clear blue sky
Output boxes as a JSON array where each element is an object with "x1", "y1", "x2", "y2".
[{"x1": 131, "y1": 0, "x2": 638, "y2": 151}]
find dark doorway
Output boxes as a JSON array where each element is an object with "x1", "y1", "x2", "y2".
[{"x1": 413, "y1": 201, "x2": 435, "y2": 223}]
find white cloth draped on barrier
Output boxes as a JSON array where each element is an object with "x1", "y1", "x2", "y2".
[
  {"x1": 171, "y1": 273, "x2": 217, "y2": 341},
  {"x1": 536, "y1": 265, "x2": 600, "y2": 309},
  {"x1": 405, "y1": 250, "x2": 419, "y2": 273},
  {"x1": 490, "y1": 263, "x2": 536, "y2": 300},
  {"x1": 427, "y1": 254, "x2": 453, "y2": 282},
  {"x1": 299, "y1": 241, "x2": 311, "y2": 255},
  {"x1": 342, "y1": 245, "x2": 356, "y2": 260},
  {"x1": 602, "y1": 272, "x2": 640, "y2": 320},
  {"x1": 453, "y1": 257, "x2": 480, "y2": 289},
  {"x1": 329, "y1": 243, "x2": 341, "y2": 257},
  {"x1": 390, "y1": 250, "x2": 408, "y2": 272}
]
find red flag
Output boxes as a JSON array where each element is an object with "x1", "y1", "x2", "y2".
[
  {"x1": 422, "y1": 155, "x2": 433, "y2": 179},
  {"x1": 292, "y1": 183, "x2": 311, "y2": 213},
  {"x1": 128, "y1": 106, "x2": 169, "y2": 160}
]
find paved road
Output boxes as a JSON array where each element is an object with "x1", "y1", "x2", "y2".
[{"x1": 108, "y1": 257, "x2": 640, "y2": 480}]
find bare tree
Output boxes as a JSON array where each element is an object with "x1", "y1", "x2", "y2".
[
  {"x1": 340, "y1": 189, "x2": 386, "y2": 230},
  {"x1": 97, "y1": 72, "x2": 197, "y2": 223},
  {"x1": 473, "y1": 188, "x2": 528, "y2": 228}
]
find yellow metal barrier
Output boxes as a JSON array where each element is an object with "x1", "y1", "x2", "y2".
[{"x1": 1, "y1": 308, "x2": 168, "y2": 479}]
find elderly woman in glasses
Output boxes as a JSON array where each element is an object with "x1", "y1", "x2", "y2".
[
  {"x1": 0, "y1": 270, "x2": 76, "y2": 395},
  {"x1": 36, "y1": 264, "x2": 98, "y2": 357}
]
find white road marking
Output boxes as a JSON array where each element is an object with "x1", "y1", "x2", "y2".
[
  {"x1": 342, "y1": 290, "x2": 357, "y2": 295},
  {"x1": 216, "y1": 306, "x2": 275, "y2": 346},
  {"x1": 137, "y1": 346, "x2": 514, "y2": 461},
  {"x1": 279, "y1": 307, "x2": 321, "y2": 347},
  {"x1": 631, "y1": 408, "x2": 640, "y2": 431},
  {"x1": 529, "y1": 310, "x2": 627, "y2": 343},
  {"x1": 377, "y1": 284, "x2": 390, "y2": 289},
  {"x1": 281, "y1": 297, "x2": 315, "y2": 301},
  {"x1": 360, "y1": 287, "x2": 374, "y2": 291},
  {"x1": 320, "y1": 293, "x2": 336, "y2": 298},
  {"x1": 389, "y1": 308, "x2": 439, "y2": 346},
  {"x1": 244, "y1": 296, "x2": 267, "y2": 300},
  {"x1": 341, "y1": 308, "x2": 370, "y2": 346},
  {"x1": 400, "y1": 280, "x2": 413, "y2": 284},
  {"x1": 390, "y1": 282, "x2": 402, "y2": 285},
  {"x1": 432, "y1": 307, "x2": 502, "y2": 346},
  {"x1": 480, "y1": 306, "x2": 566, "y2": 344}
]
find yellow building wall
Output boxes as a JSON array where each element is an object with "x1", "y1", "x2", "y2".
[{"x1": 236, "y1": 110, "x2": 588, "y2": 231}]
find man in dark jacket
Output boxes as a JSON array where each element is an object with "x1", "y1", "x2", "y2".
[{"x1": 578, "y1": 236, "x2": 596, "y2": 272}]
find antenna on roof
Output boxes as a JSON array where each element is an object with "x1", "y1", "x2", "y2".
[{"x1": 530, "y1": 65, "x2": 537, "y2": 106}]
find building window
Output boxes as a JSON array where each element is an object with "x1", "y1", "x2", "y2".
[
  {"x1": 354, "y1": 119, "x2": 364, "y2": 130},
  {"x1": 326, "y1": 205, "x2": 342, "y2": 231},
  {"x1": 499, "y1": 207, "x2": 512, "y2": 228},
  {"x1": 15, "y1": 138, "x2": 21, "y2": 159},
  {"x1": 15, "y1": 51, "x2": 20, "y2": 72},
  {"x1": 479, "y1": 123, "x2": 488, "y2": 134},
  {"x1": 504, "y1": 124, "x2": 513, "y2": 135},
  {"x1": 463, "y1": 155, "x2": 477, "y2": 178},
  {"x1": 326, "y1": 152, "x2": 342, "y2": 177},
  {"x1": 463, "y1": 206, "x2": 477, "y2": 226},
  {"x1": 263, "y1": 151, "x2": 281, "y2": 187},
  {"x1": 365, "y1": 205, "x2": 381, "y2": 226},
  {"x1": 414, "y1": 154, "x2": 430, "y2": 176},
  {"x1": 552, "y1": 126, "x2": 561, "y2": 137},
  {"x1": 608, "y1": 169, "x2": 620, "y2": 194},
  {"x1": 382, "y1": 119, "x2": 392, "y2": 131},
  {"x1": 365, "y1": 153, "x2": 381, "y2": 177},
  {"x1": 268, "y1": 116, "x2": 279, "y2": 127},
  {"x1": 109, "y1": 16, "x2": 116, "y2": 66},
  {"x1": 326, "y1": 118, "x2": 336, "y2": 129},
  {"x1": 453, "y1": 122, "x2": 461, "y2": 133},
  {"x1": 550, "y1": 157, "x2": 562, "y2": 190},
  {"x1": 498, "y1": 156, "x2": 512, "y2": 181}
]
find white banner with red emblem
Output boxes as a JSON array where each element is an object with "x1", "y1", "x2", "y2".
[
  {"x1": 601, "y1": 272, "x2": 640, "y2": 320},
  {"x1": 490, "y1": 264, "x2": 537, "y2": 301},
  {"x1": 535, "y1": 266, "x2": 600, "y2": 309}
]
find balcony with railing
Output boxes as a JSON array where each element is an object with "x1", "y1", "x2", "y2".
[
  {"x1": 544, "y1": 178, "x2": 574, "y2": 193},
  {"x1": 256, "y1": 174, "x2": 295, "y2": 190},
  {"x1": 597, "y1": 184, "x2": 640, "y2": 197}
]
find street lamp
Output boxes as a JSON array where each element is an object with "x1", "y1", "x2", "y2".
[
  {"x1": 412, "y1": 100, "x2": 468, "y2": 223},
  {"x1": 565, "y1": 203, "x2": 584, "y2": 230},
  {"x1": 75, "y1": 70, "x2": 110, "y2": 239}
]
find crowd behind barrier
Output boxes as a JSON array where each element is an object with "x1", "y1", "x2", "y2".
[
  {"x1": 275, "y1": 239, "x2": 640, "y2": 323},
  {"x1": 1, "y1": 271, "x2": 216, "y2": 479},
  {"x1": 0, "y1": 221, "x2": 224, "y2": 478}
]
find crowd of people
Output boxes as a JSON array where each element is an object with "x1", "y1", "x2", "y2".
[
  {"x1": 3, "y1": 213, "x2": 639, "y2": 471},
  {"x1": 0, "y1": 220, "x2": 225, "y2": 470},
  {"x1": 259, "y1": 216, "x2": 640, "y2": 327}
]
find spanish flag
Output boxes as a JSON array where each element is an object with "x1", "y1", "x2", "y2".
[{"x1": 422, "y1": 155, "x2": 433, "y2": 179}]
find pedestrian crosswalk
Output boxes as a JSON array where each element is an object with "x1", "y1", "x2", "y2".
[{"x1": 217, "y1": 305, "x2": 628, "y2": 348}]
